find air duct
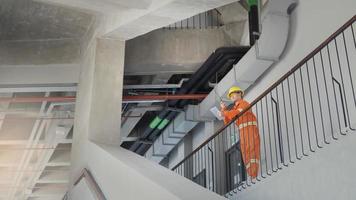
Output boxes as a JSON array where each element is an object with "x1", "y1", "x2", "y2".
[
  {"x1": 128, "y1": 47, "x2": 250, "y2": 154},
  {"x1": 199, "y1": 0, "x2": 297, "y2": 118},
  {"x1": 145, "y1": 0, "x2": 298, "y2": 163}
]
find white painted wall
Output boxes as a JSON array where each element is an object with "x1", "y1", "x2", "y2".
[
  {"x1": 244, "y1": 0, "x2": 356, "y2": 102},
  {"x1": 168, "y1": 0, "x2": 356, "y2": 199},
  {"x1": 237, "y1": 0, "x2": 356, "y2": 197},
  {"x1": 240, "y1": 0, "x2": 356, "y2": 181},
  {"x1": 185, "y1": 0, "x2": 356, "y2": 169},
  {"x1": 235, "y1": 131, "x2": 356, "y2": 200}
]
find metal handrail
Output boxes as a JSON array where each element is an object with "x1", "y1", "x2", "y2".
[
  {"x1": 164, "y1": 8, "x2": 223, "y2": 30},
  {"x1": 172, "y1": 15, "x2": 356, "y2": 171},
  {"x1": 171, "y1": 15, "x2": 356, "y2": 196},
  {"x1": 73, "y1": 168, "x2": 107, "y2": 200}
]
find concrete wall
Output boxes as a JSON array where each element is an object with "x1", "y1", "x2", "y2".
[{"x1": 125, "y1": 26, "x2": 241, "y2": 76}]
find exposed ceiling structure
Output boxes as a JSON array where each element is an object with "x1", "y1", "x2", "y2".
[
  {"x1": 0, "y1": 92, "x2": 75, "y2": 200},
  {"x1": 0, "y1": 0, "x2": 92, "y2": 199}
]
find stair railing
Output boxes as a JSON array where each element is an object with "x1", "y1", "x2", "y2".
[
  {"x1": 171, "y1": 15, "x2": 356, "y2": 197},
  {"x1": 68, "y1": 168, "x2": 107, "y2": 200},
  {"x1": 164, "y1": 9, "x2": 223, "y2": 30}
]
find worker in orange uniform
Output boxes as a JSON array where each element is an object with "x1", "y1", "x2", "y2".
[{"x1": 220, "y1": 86, "x2": 260, "y2": 178}]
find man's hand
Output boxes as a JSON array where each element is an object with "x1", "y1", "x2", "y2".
[{"x1": 220, "y1": 101, "x2": 226, "y2": 110}]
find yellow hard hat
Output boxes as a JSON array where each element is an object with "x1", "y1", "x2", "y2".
[{"x1": 227, "y1": 86, "x2": 243, "y2": 98}]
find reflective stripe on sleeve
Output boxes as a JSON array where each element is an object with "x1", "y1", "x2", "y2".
[{"x1": 238, "y1": 121, "x2": 257, "y2": 129}]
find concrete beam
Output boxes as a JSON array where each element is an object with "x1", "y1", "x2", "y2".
[
  {"x1": 36, "y1": 0, "x2": 152, "y2": 13},
  {"x1": 37, "y1": 170, "x2": 70, "y2": 184},
  {"x1": 0, "y1": 64, "x2": 80, "y2": 85},
  {"x1": 104, "y1": 0, "x2": 239, "y2": 40},
  {"x1": 0, "y1": 39, "x2": 80, "y2": 66},
  {"x1": 29, "y1": 185, "x2": 67, "y2": 198},
  {"x1": 48, "y1": 149, "x2": 71, "y2": 165},
  {"x1": 47, "y1": 162, "x2": 71, "y2": 167},
  {"x1": 124, "y1": 27, "x2": 237, "y2": 76}
]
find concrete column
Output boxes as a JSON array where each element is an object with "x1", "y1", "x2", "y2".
[
  {"x1": 70, "y1": 28, "x2": 225, "y2": 200},
  {"x1": 88, "y1": 38, "x2": 125, "y2": 145}
]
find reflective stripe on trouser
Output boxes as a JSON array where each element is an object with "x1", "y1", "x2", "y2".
[{"x1": 239, "y1": 123, "x2": 260, "y2": 178}]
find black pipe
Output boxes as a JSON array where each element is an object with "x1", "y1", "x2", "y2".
[
  {"x1": 132, "y1": 48, "x2": 249, "y2": 154},
  {"x1": 248, "y1": 0, "x2": 260, "y2": 46},
  {"x1": 128, "y1": 47, "x2": 248, "y2": 152},
  {"x1": 128, "y1": 50, "x2": 221, "y2": 152},
  {"x1": 135, "y1": 53, "x2": 245, "y2": 155},
  {"x1": 132, "y1": 47, "x2": 249, "y2": 155}
]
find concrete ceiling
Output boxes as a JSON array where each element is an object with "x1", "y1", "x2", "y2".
[
  {"x1": 0, "y1": 0, "x2": 94, "y2": 84},
  {"x1": 0, "y1": 0, "x2": 93, "y2": 41},
  {"x1": 34, "y1": 0, "x2": 152, "y2": 13}
]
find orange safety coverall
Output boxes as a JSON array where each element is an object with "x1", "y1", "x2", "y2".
[{"x1": 222, "y1": 99, "x2": 260, "y2": 178}]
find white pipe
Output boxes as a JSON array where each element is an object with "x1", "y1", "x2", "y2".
[
  {"x1": 0, "y1": 86, "x2": 77, "y2": 93},
  {"x1": 124, "y1": 78, "x2": 188, "y2": 90}
]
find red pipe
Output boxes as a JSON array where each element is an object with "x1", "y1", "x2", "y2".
[
  {"x1": 122, "y1": 94, "x2": 208, "y2": 101},
  {"x1": 0, "y1": 94, "x2": 208, "y2": 103},
  {"x1": 0, "y1": 117, "x2": 74, "y2": 120}
]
